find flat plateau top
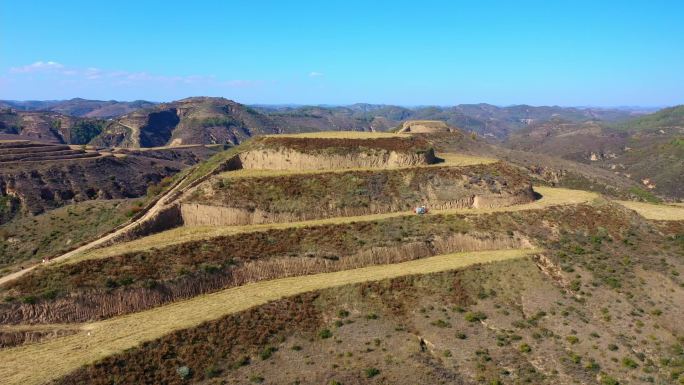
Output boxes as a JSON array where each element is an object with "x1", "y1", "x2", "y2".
[{"x1": 264, "y1": 131, "x2": 409, "y2": 139}]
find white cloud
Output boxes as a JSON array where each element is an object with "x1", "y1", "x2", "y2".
[
  {"x1": 308, "y1": 71, "x2": 324, "y2": 77},
  {"x1": 10, "y1": 61, "x2": 64, "y2": 73},
  {"x1": 6, "y1": 61, "x2": 260, "y2": 89}
]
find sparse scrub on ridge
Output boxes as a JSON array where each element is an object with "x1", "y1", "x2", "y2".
[
  {"x1": 181, "y1": 161, "x2": 535, "y2": 226},
  {"x1": 66, "y1": 186, "x2": 597, "y2": 263},
  {"x1": 0, "y1": 199, "x2": 144, "y2": 271},
  {"x1": 0, "y1": 249, "x2": 533, "y2": 385},
  {"x1": 1, "y1": 194, "x2": 652, "y2": 323},
  {"x1": 0, "y1": 230, "x2": 530, "y2": 323}
]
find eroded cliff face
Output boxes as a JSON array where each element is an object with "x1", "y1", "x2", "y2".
[
  {"x1": 237, "y1": 147, "x2": 436, "y2": 170},
  {"x1": 180, "y1": 163, "x2": 535, "y2": 226}
]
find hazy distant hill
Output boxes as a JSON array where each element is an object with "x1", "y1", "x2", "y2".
[
  {"x1": 0, "y1": 98, "x2": 156, "y2": 118},
  {"x1": 255, "y1": 103, "x2": 641, "y2": 138},
  {"x1": 505, "y1": 106, "x2": 684, "y2": 198},
  {"x1": 91, "y1": 97, "x2": 280, "y2": 148}
]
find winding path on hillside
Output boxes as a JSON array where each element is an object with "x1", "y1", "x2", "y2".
[
  {"x1": 0, "y1": 171, "x2": 191, "y2": 287},
  {"x1": 0, "y1": 248, "x2": 538, "y2": 385}
]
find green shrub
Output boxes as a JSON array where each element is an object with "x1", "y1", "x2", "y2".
[
  {"x1": 600, "y1": 375, "x2": 619, "y2": 385},
  {"x1": 519, "y1": 343, "x2": 532, "y2": 353},
  {"x1": 431, "y1": 319, "x2": 451, "y2": 328},
  {"x1": 566, "y1": 335, "x2": 579, "y2": 344},
  {"x1": 260, "y1": 346, "x2": 277, "y2": 360},
  {"x1": 464, "y1": 311, "x2": 487, "y2": 322},
  {"x1": 621, "y1": 357, "x2": 638, "y2": 369},
  {"x1": 319, "y1": 329, "x2": 332, "y2": 339},
  {"x1": 364, "y1": 367, "x2": 380, "y2": 378}
]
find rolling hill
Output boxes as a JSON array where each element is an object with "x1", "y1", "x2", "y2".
[
  {"x1": 91, "y1": 97, "x2": 280, "y2": 148},
  {"x1": 0, "y1": 98, "x2": 156, "y2": 118},
  {"x1": 504, "y1": 106, "x2": 684, "y2": 199}
]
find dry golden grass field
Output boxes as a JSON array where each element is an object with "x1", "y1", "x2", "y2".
[
  {"x1": 614, "y1": 200, "x2": 684, "y2": 220},
  {"x1": 263, "y1": 131, "x2": 409, "y2": 139},
  {"x1": 0, "y1": 248, "x2": 537, "y2": 385}
]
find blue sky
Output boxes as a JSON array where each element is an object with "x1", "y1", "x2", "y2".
[{"x1": 1, "y1": 0, "x2": 682, "y2": 106}]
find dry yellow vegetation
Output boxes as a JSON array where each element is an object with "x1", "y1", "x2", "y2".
[
  {"x1": 0, "y1": 248, "x2": 537, "y2": 385},
  {"x1": 66, "y1": 186, "x2": 596, "y2": 264},
  {"x1": 263, "y1": 131, "x2": 409, "y2": 139},
  {"x1": 614, "y1": 200, "x2": 684, "y2": 220}
]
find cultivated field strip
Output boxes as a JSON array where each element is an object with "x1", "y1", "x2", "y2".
[
  {"x1": 0, "y1": 248, "x2": 537, "y2": 385},
  {"x1": 614, "y1": 200, "x2": 684, "y2": 221},
  {"x1": 67, "y1": 186, "x2": 597, "y2": 264}
]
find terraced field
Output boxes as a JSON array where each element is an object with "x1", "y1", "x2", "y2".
[
  {"x1": 1, "y1": 132, "x2": 682, "y2": 385},
  {"x1": 0, "y1": 140, "x2": 102, "y2": 163},
  {"x1": 67, "y1": 186, "x2": 596, "y2": 264},
  {"x1": 0, "y1": 249, "x2": 537, "y2": 385}
]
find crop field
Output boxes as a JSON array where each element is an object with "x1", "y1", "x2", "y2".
[
  {"x1": 614, "y1": 200, "x2": 684, "y2": 220},
  {"x1": 0, "y1": 248, "x2": 537, "y2": 385},
  {"x1": 65, "y1": 186, "x2": 596, "y2": 264}
]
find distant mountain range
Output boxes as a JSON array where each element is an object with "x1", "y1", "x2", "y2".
[
  {"x1": 0, "y1": 97, "x2": 672, "y2": 144},
  {"x1": 0, "y1": 96, "x2": 681, "y2": 199},
  {"x1": 0, "y1": 98, "x2": 156, "y2": 118}
]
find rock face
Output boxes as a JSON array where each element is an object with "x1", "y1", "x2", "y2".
[
  {"x1": 180, "y1": 163, "x2": 535, "y2": 226},
  {"x1": 237, "y1": 147, "x2": 436, "y2": 170},
  {"x1": 238, "y1": 135, "x2": 438, "y2": 170}
]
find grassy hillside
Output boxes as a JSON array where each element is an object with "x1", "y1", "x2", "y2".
[
  {"x1": 614, "y1": 105, "x2": 684, "y2": 131},
  {"x1": 0, "y1": 199, "x2": 143, "y2": 274},
  {"x1": 500, "y1": 107, "x2": 684, "y2": 199}
]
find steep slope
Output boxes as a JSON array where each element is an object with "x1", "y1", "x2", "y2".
[
  {"x1": 92, "y1": 97, "x2": 279, "y2": 148},
  {"x1": 0, "y1": 109, "x2": 106, "y2": 144},
  {"x1": 0, "y1": 140, "x2": 222, "y2": 224}
]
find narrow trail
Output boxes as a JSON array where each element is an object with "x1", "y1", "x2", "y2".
[
  {"x1": 0, "y1": 171, "x2": 190, "y2": 287},
  {"x1": 0, "y1": 248, "x2": 537, "y2": 385}
]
